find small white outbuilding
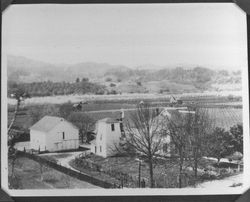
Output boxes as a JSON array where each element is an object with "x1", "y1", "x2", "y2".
[
  {"x1": 90, "y1": 118, "x2": 122, "y2": 158},
  {"x1": 30, "y1": 115, "x2": 79, "y2": 152}
]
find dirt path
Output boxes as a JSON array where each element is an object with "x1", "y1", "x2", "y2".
[{"x1": 39, "y1": 152, "x2": 85, "y2": 172}]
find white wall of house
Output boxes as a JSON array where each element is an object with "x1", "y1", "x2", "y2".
[
  {"x1": 47, "y1": 121, "x2": 79, "y2": 151},
  {"x1": 30, "y1": 130, "x2": 47, "y2": 151},
  {"x1": 93, "y1": 121, "x2": 122, "y2": 158},
  {"x1": 105, "y1": 122, "x2": 122, "y2": 157},
  {"x1": 95, "y1": 121, "x2": 107, "y2": 157},
  {"x1": 30, "y1": 121, "x2": 79, "y2": 152}
]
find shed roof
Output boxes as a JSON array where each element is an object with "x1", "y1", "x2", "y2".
[{"x1": 30, "y1": 115, "x2": 78, "y2": 132}]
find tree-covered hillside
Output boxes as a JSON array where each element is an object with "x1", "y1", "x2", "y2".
[
  {"x1": 8, "y1": 79, "x2": 106, "y2": 97},
  {"x1": 7, "y1": 55, "x2": 242, "y2": 96}
]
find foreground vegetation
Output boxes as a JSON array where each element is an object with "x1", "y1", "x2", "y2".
[
  {"x1": 68, "y1": 154, "x2": 242, "y2": 188},
  {"x1": 8, "y1": 79, "x2": 106, "y2": 97},
  {"x1": 8, "y1": 157, "x2": 99, "y2": 189}
]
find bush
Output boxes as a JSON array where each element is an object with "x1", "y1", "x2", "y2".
[
  {"x1": 200, "y1": 172, "x2": 217, "y2": 181},
  {"x1": 105, "y1": 78, "x2": 112, "y2": 82},
  {"x1": 110, "y1": 83, "x2": 116, "y2": 87},
  {"x1": 9, "y1": 175, "x2": 22, "y2": 189},
  {"x1": 136, "y1": 81, "x2": 142, "y2": 86},
  {"x1": 108, "y1": 90, "x2": 117, "y2": 95},
  {"x1": 219, "y1": 168, "x2": 229, "y2": 175},
  {"x1": 230, "y1": 152, "x2": 243, "y2": 161}
]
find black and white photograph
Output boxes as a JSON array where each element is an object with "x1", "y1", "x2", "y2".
[{"x1": 1, "y1": 2, "x2": 249, "y2": 196}]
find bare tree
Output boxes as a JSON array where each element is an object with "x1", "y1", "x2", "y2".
[
  {"x1": 163, "y1": 106, "x2": 212, "y2": 186},
  {"x1": 185, "y1": 106, "x2": 212, "y2": 179},
  {"x1": 68, "y1": 112, "x2": 95, "y2": 143},
  {"x1": 8, "y1": 89, "x2": 30, "y2": 187},
  {"x1": 125, "y1": 102, "x2": 165, "y2": 188},
  {"x1": 8, "y1": 89, "x2": 30, "y2": 133},
  {"x1": 207, "y1": 127, "x2": 233, "y2": 164},
  {"x1": 163, "y1": 110, "x2": 189, "y2": 188}
]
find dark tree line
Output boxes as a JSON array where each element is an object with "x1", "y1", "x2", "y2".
[{"x1": 8, "y1": 79, "x2": 106, "y2": 97}]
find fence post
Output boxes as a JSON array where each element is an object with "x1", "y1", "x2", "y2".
[{"x1": 141, "y1": 179, "x2": 146, "y2": 188}]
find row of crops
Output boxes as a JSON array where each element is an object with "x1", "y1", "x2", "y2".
[{"x1": 206, "y1": 108, "x2": 242, "y2": 130}]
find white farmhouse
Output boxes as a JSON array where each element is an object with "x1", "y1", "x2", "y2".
[
  {"x1": 90, "y1": 118, "x2": 122, "y2": 158},
  {"x1": 30, "y1": 116, "x2": 79, "y2": 152}
]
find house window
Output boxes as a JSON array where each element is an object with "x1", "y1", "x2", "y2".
[
  {"x1": 100, "y1": 146, "x2": 102, "y2": 152},
  {"x1": 62, "y1": 132, "x2": 65, "y2": 140},
  {"x1": 95, "y1": 146, "x2": 97, "y2": 153},
  {"x1": 111, "y1": 123, "x2": 115, "y2": 131},
  {"x1": 120, "y1": 123, "x2": 124, "y2": 132}
]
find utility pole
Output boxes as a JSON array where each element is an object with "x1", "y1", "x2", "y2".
[{"x1": 136, "y1": 158, "x2": 142, "y2": 188}]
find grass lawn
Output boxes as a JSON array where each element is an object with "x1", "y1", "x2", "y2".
[{"x1": 8, "y1": 157, "x2": 100, "y2": 189}]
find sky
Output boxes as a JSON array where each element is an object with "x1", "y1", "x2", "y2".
[{"x1": 2, "y1": 3, "x2": 248, "y2": 70}]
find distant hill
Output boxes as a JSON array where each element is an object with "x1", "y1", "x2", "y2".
[
  {"x1": 7, "y1": 55, "x2": 242, "y2": 95},
  {"x1": 7, "y1": 55, "x2": 127, "y2": 83},
  {"x1": 8, "y1": 55, "x2": 66, "y2": 82}
]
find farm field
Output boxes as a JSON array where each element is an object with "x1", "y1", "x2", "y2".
[
  {"x1": 8, "y1": 98, "x2": 243, "y2": 131},
  {"x1": 7, "y1": 91, "x2": 242, "y2": 106},
  {"x1": 207, "y1": 108, "x2": 242, "y2": 130}
]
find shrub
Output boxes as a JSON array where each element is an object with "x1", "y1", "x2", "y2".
[
  {"x1": 108, "y1": 90, "x2": 117, "y2": 95},
  {"x1": 105, "y1": 78, "x2": 112, "y2": 82},
  {"x1": 110, "y1": 83, "x2": 116, "y2": 87},
  {"x1": 8, "y1": 175, "x2": 22, "y2": 189},
  {"x1": 136, "y1": 81, "x2": 142, "y2": 86},
  {"x1": 200, "y1": 172, "x2": 217, "y2": 181}
]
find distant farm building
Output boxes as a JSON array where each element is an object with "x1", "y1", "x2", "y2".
[
  {"x1": 170, "y1": 96, "x2": 183, "y2": 105},
  {"x1": 90, "y1": 118, "x2": 123, "y2": 158},
  {"x1": 30, "y1": 116, "x2": 79, "y2": 152}
]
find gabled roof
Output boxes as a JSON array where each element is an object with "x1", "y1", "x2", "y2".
[
  {"x1": 30, "y1": 115, "x2": 78, "y2": 132},
  {"x1": 98, "y1": 117, "x2": 119, "y2": 124}
]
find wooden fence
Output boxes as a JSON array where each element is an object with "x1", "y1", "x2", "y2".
[{"x1": 17, "y1": 151, "x2": 116, "y2": 188}]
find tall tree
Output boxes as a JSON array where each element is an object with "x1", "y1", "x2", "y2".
[
  {"x1": 207, "y1": 127, "x2": 233, "y2": 164},
  {"x1": 59, "y1": 102, "x2": 73, "y2": 119},
  {"x1": 163, "y1": 110, "x2": 190, "y2": 188},
  {"x1": 27, "y1": 104, "x2": 59, "y2": 125},
  {"x1": 68, "y1": 112, "x2": 95, "y2": 143},
  {"x1": 125, "y1": 102, "x2": 164, "y2": 188},
  {"x1": 229, "y1": 124, "x2": 243, "y2": 154},
  {"x1": 185, "y1": 107, "x2": 212, "y2": 179},
  {"x1": 8, "y1": 88, "x2": 30, "y2": 185}
]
